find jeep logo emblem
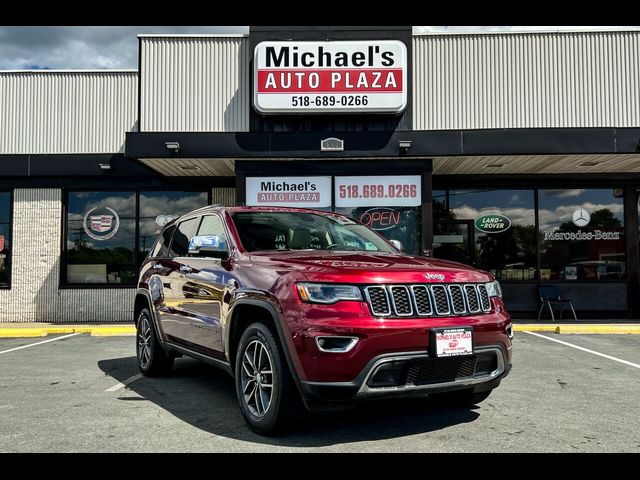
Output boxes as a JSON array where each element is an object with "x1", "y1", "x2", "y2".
[{"x1": 425, "y1": 273, "x2": 445, "y2": 281}]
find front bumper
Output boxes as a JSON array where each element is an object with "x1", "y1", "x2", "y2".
[{"x1": 299, "y1": 345, "x2": 511, "y2": 410}]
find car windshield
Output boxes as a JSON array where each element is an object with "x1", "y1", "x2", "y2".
[{"x1": 231, "y1": 211, "x2": 396, "y2": 253}]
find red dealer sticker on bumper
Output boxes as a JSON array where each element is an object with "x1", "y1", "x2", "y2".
[{"x1": 433, "y1": 327, "x2": 474, "y2": 357}]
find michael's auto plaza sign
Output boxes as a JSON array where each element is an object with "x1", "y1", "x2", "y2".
[
  {"x1": 246, "y1": 177, "x2": 332, "y2": 208},
  {"x1": 253, "y1": 40, "x2": 407, "y2": 114}
]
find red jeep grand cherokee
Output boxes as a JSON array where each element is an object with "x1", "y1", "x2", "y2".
[{"x1": 135, "y1": 206, "x2": 513, "y2": 434}]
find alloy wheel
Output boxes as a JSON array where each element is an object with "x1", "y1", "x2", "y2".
[
  {"x1": 240, "y1": 339, "x2": 274, "y2": 417},
  {"x1": 137, "y1": 315, "x2": 152, "y2": 369}
]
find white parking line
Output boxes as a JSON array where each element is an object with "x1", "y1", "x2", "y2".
[
  {"x1": 105, "y1": 373, "x2": 143, "y2": 392},
  {"x1": 522, "y1": 331, "x2": 640, "y2": 370},
  {"x1": 0, "y1": 333, "x2": 81, "y2": 355}
]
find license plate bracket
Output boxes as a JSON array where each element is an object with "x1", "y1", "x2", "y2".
[{"x1": 430, "y1": 327, "x2": 474, "y2": 357}]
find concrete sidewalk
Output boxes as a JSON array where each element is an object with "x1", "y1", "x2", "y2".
[{"x1": 1, "y1": 321, "x2": 640, "y2": 338}]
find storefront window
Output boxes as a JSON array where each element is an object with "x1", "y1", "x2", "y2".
[
  {"x1": 539, "y1": 189, "x2": 626, "y2": 281},
  {"x1": 434, "y1": 190, "x2": 537, "y2": 280},
  {"x1": 65, "y1": 190, "x2": 208, "y2": 285},
  {"x1": 66, "y1": 192, "x2": 136, "y2": 285},
  {"x1": 433, "y1": 189, "x2": 473, "y2": 265},
  {"x1": 0, "y1": 192, "x2": 12, "y2": 287},
  {"x1": 243, "y1": 175, "x2": 423, "y2": 255},
  {"x1": 334, "y1": 176, "x2": 422, "y2": 255}
]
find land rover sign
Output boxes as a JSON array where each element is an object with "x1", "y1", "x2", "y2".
[
  {"x1": 475, "y1": 214, "x2": 512, "y2": 234},
  {"x1": 253, "y1": 40, "x2": 408, "y2": 114}
]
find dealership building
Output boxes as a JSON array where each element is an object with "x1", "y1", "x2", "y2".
[{"x1": 1, "y1": 25, "x2": 640, "y2": 322}]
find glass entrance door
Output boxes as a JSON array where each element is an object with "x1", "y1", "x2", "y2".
[{"x1": 433, "y1": 220, "x2": 475, "y2": 266}]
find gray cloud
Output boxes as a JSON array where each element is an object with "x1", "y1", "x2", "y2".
[
  {"x1": 0, "y1": 26, "x2": 248, "y2": 69},
  {"x1": 3, "y1": 26, "x2": 638, "y2": 70}
]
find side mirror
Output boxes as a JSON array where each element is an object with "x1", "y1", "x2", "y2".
[
  {"x1": 389, "y1": 239, "x2": 404, "y2": 252},
  {"x1": 188, "y1": 235, "x2": 229, "y2": 260}
]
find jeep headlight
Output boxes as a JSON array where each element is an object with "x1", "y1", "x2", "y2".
[
  {"x1": 485, "y1": 280, "x2": 503, "y2": 298},
  {"x1": 296, "y1": 283, "x2": 363, "y2": 304}
]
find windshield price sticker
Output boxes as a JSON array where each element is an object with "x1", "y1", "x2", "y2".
[
  {"x1": 433, "y1": 327, "x2": 474, "y2": 357},
  {"x1": 335, "y1": 176, "x2": 421, "y2": 207}
]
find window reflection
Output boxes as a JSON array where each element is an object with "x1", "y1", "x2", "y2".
[
  {"x1": 138, "y1": 191, "x2": 208, "y2": 263},
  {"x1": 334, "y1": 206, "x2": 422, "y2": 255},
  {"x1": 139, "y1": 191, "x2": 208, "y2": 217},
  {"x1": 68, "y1": 191, "x2": 136, "y2": 220},
  {"x1": 434, "y1": 189, "x2": 537, "y2": 280},
  {"x1": 65, "y1": 190, "x2": 208, "y2": 285},
  {"x1": 539, "y1": 189, "x2": 626, "y2": 281},
  {"x1": 66, "y1": 192, "x2": 136, "y2": 284},
  {"x1": 0, "y1": 192, "x2": 11, "y2": 287}
]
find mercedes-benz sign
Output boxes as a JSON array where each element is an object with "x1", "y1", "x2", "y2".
[{"x1": 572, "y1": 208, "x2": 591, "y2": 227}]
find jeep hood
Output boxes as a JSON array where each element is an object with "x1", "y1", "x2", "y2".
[{"x1": 247, "y1": 251, "x2": 493, "y2": 284}]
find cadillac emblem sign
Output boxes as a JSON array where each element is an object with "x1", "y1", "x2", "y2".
[{"x1": 83, "y1": 206, "x2": 120, "y2": 241}]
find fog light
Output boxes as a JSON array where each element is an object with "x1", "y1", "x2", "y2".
[
  {"x1": 368, "y1": 361, "x2": 406, "y2": 387},
  {"x1": 506, "y1": 323, "x2": 514, "y2": 339},
  {"x1": 315, "y1": 336, "x2": 358, "y2": 353}
]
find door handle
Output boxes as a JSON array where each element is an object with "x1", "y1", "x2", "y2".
[
  {"x1": 152, "y1": 264, "x2": 163, "y2": 270},
  {"x1": 180, "y1": 265, "x2": 192, "y2": 274}
]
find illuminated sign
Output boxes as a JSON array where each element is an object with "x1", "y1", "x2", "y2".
[
  {"x1": 359, "y1": 207, "x2": 401, "y2": 231},
  {"x1": 254, "y1": 40, "x2": 407, "y2": 114}
]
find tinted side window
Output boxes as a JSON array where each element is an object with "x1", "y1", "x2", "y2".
[
  {"x1": 197, "y1": 215, "x2": 228, "y2": 252},
  {"x1": 150, "y1": 224, "x2": 176, "y2": 259},
  {"x1": 168, "y1": 217, "x2": 200, "y2": 257},
  {"x1": 198, "y1": 215, "x2": 226, "y2": 237}
]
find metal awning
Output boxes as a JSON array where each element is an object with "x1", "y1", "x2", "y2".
[
  {"x1": 433, "y1": 154, "x2": 640, "y2": 175},
  {"x1": 126, "y1": 128, "x2": 640, "y2": 177}
]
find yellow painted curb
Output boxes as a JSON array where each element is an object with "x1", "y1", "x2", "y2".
[
  {"x1": 0, "y1": 326, "x2": 135, "y2": 338},
  {"x1": 557, "y1": 324, "x2": 640, "y2": 334},
  {"x1": 514, "y1": 325, "x2": 560, "y2": 333},
  {"x1": 90, "y1": 327, "x2": 136, "y2": 337},
  {"x1": 45, "y1": 327, "x2": 94, "y2": 335},
  {"x1": 514, "y1": 324, "x2": 640, "y2": 334},
  {"x1": 0, "y1": 328, "x2": 48, "y2": 338}
]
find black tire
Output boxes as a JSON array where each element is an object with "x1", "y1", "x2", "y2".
[
  {"x1": 234, "y1": 322, "x2": 303, "y2": 435},
  {"x1": 136, "y1": 307, "x2": 174, "y2": 376},
  {"x1": 432, "y1": 388, "x2": 493, "y2": 407}
]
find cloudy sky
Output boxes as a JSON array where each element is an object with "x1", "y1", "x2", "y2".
[{"x1": 1, "y1": 26, "x2": 638, "y2": 70}]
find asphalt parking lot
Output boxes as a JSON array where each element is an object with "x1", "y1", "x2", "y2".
[{"x1": 0, "y1": 332, "x2": 639, "y2": 452}]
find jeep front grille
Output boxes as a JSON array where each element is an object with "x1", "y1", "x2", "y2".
[
  {"x1": 411, "y1": 286, "x2": 432, "y2": 315},
  {"x1": 365, "y1": 286, "x2": 391, "y2": 316},
  {"x1": 464, "y1": 285, "x2": 481, "y2": 313},
  {"x1": 389, "y1": 286, "x2": 412, "y2": 316},
  {"x1": 431, "y1": 285, "x2": 450, "y2": 315},
  {"x1": 477, "y1": 284, "x2": 491, "y2": 311},
  {"x1": 364, "y1": 284, "x2": 492, "y2": 318}
]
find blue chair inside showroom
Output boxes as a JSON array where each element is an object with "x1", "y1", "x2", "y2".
[{"x1": 537, "y1": 284, "x2": 577, "y2": 322}]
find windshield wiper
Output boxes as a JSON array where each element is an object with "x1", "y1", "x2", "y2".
[{"x1": 326, "y1": 245, "x2": 362, "y2": 251}]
